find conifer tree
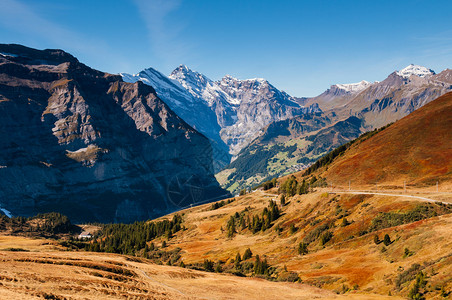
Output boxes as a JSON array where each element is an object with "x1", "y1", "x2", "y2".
[
  {"x1": 383, "y1": 234, "x2": 391, "y2": 246},
  {"x1": 243, "y1": 248, "x2": 253, "y2": 260}
]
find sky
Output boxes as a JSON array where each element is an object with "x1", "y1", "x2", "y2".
[{"x1": 1, "y1": 0, "x2": 452, "y2": 96}]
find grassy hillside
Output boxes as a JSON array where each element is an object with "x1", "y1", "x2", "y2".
[
  {"x1": 217, "y1": 115, "x2": 364, "y2": 194},
  {"x1": 314, "y1": 91, "x2": 452, "y2": 186},
  {"x1": 149, "y1": 188, "x2": 452, "y2": 299}
]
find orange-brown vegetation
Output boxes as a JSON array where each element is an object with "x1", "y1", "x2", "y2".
[
  {"x1": 0, "y1": 243, "x2": 390, "y2": 299},
  {"x1": 154, "y1": 188, "x2": 452, "y2": 298},
  {"x1": 318, "y1": 92, "x2": 452, "y2": 186}
]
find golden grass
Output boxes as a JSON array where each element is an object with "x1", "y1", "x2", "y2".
[
  {"x1": 0, "y1": 249, "x2": 393, "y2": 299},
  {"x1": 157, "y1": 189, "x2": 452, "y2": 298}
]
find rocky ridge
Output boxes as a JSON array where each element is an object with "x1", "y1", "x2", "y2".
[{"x1": 0, "y1": 44, "x2": 227, "y2": 223}]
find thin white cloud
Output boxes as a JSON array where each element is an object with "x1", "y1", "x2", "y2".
[{"x1": 133, "y1": 0, "x2": 191, "y2": 69}]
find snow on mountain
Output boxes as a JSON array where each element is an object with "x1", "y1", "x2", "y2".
[
  {"x1": 169, "y1": 65, "x2": 238, "y2": 106},
  {"x1": 396, "y1": 64, "x2": 435, "y2": 78},
  {"x1": 120, "y1": 67, "x2": 193, "y2": 107},
  {"x1": 122, "y1": 65, "x2": 320, "y2": 159},
  {"x1": 335, "y1": 80, "x2": 373, "y2": 93}
]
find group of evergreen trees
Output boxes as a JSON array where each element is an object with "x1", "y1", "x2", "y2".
[
  {"x1": 279, "y1": 175, "x2": 310, "y2": 196},
  {"x1": 86, "y1": 214, "x2": 183, "y2": 255},
  {"x1": 253, "y1": 255, "x2": 270, "y2": 275},
  {"x1": 0, "y1": 212, "x2": 75, "y2": 236},
  {"x1": 196, "y1": 247, "x2": 275, "y2": 278},
  {"x1": 211, "y1": 198, "x2": 234, "y2": 210},
  {"x1": 226, "y1": 201, "x2": 280, "y2": 237},
  {"x1": 261, "y1": 178, "x2": 278, "y2": 190}
]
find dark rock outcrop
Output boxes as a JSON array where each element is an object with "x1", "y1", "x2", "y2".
[{"x1": 0, "y1": 44, "x2": 228, "y2": 223}]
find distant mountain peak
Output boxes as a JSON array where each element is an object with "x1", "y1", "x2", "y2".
[
  {"x1": 220, "y1": 75, "x2": 268, "y2": 85},
  {"x1": 396, "y1": 64, "x2": 435, "y2": 78},
  {"x1": 334, "y1": 80, "x2": 372, "y2": 93}
]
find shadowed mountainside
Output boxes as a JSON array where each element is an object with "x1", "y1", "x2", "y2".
[{"x1": 0, "y1": 44, "x2": 228, "y2": 223}]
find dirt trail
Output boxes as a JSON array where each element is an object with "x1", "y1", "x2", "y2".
[{"x1": 331, "y1": 191, "x2": 450, "y2": 204}]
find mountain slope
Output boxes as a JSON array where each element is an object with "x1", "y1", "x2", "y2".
[
  {"x1": 121, "y1": 67, "x2": 231, "y2": 171},
  {"x1": 306, "y1": 64, "x2": 451, "y2": 128},
  {"x1": 0, "y1": 44, "x2": 227, "y2": 223},
  {"x1": 122, "y1": 65, "x2": 320, "y2": 161},
  {"x1": 222, "y1": 64, "x2": 452, "y2": 194},
  {"x1": 217, "y1": 114, "x2": 366, "y2": 194},
  {"x1": 317, "y1": 91, "x2": 452, "y2": 185}
]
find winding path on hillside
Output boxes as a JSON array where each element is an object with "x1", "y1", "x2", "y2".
[{"x1": 331, "y1": 191, "x2": 451, "y2": 205}]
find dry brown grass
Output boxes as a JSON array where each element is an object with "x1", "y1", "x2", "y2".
[
  {"x1": 321, "y1": 92, "x2": 452, "y2": 186},
  {"x1": 0, "y1": 248, "x2": 391, "y2": 299},
  {"x1": 156, "y1": 188, "x2": 452, "y2": 298}
]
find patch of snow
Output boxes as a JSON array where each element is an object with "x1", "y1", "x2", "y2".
[
  {"x1": 121, "y1": 67, "x2": 194, "y2": 105},
  {"x1": 335, "y1": 80, "x2": 372, "y2": 93},
  {"x1": 0, "y1": 52, "x2": 18, "y2": 58},
  {"x1": 0, "y1": 206, "x2": 12, "y2": 218},
  {"x1": 396, "y1": 64, "x2": 435, "y2": 78},
  {"x1": 66, "y1": 147, "x2": 89, "y2": 154}
]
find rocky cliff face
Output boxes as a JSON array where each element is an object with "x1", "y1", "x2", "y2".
[
  {"x1": 304, "y1": 64, "x2": 452, "y2": 129},
  {"x1": 214, "y1": 75, "x2": 320, "y2": 156},
  {"x1": 123, "y1": 65, "x2": 320, "y2": 161},
  {"x1": 0, "y1": 44, "x2": 227, "y2": 223}
]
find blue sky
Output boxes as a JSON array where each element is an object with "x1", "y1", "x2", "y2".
[{"x1": 1, "y1": 0, "x2": 452, "y2": 96}]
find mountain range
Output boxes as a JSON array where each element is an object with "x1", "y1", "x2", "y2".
[
  {"x1": 317, "y1": 91, "x2": 452, "y2": 186},
  {"x1": 217, "y1": 64, "x2": 452, "y2": 194},
  {"x1": 121, "y1": 65, "x2": 320, "y2": 170},
  {"x1": 0, "y1": 44, "x2": 227, "y2": 223},
  {"x1": 1, "y1": 43, "x2": 451, "y2": 220}
]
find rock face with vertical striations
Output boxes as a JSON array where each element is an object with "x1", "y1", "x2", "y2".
[
  {"x1": 0, "y1": 44, "x2": 227, "y2": 223},
  {"x1": 122, "y1": 65, "x2": 321, "y2": 165}
]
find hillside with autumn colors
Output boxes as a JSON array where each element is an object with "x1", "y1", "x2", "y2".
[{"x1": 305, "y1": 92, "x2": 452, "y2": 188}]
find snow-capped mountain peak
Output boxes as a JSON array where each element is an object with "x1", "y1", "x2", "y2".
[
  {"x1": 335, "y1": 80, "x2": 372, "y2": 93},
  {"x1": 169, "y1": 65, "x2": 239, "y2": 106},
  {"x1": 396, "y1": 64, "x2": 435, "y2": 78}
]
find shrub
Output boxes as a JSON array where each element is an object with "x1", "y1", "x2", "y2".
[
  {"x1": 374, "y1": 235, "x2": 380, "y2": 244},
  {"x1": 404, "y1": 248, "x2": 414, "y2": 258},
  {"x1": 303, "y1": 223, "x2": 330, "y2": 244},
  {"x1": 396, "y1": 264, "x2": 422, "y2": 289},
  {"x1": 368, "y1": 204, "x2": 449, "y2": 232},
  {"x1": 203, "y1": 259, "x2": 214, "y2": 272},
  {"x1": 383, "y1": 234, "x2": 391, "y2": 246},
  {"x1": 341, "y1": 218, "x2": 349, "y2": 227},
  {"x1": 320, "y1": 231, "x2": 333, "y2": 246},
  {"x1": 297, "y1": 242, "x2": 308, "y2": 255}
]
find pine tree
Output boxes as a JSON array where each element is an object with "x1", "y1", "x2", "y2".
[
  {"x1": 383, "y1": 234, "x2": 391, "y2": 246},
  {"x1": 240, "y1": 215, "x2": 247, "y2": 230},
  {"x1": 215, "y1": 263, "x2": 222, "y2": 273},
  {"x1": 227, "y1": 216, "x2": 236, "y2": 238},
  {"x1": 203, "y1": 259, "x2": 214, "y2": 272},
  {"x1": 280, "y1": 194, "x2": 286, "y2": 206},
  {"x1": 298, "y1": 242, "x2": 308, "y2": 255},
  {"x1": 235, "y1": 252, "x2": 242, "y2": 270},
  {"x1": 243, "y1": 248, "x2": 253, "y2": 260},
  {"x1": 254, "y1": 255, "x2": 261, "y2": 274}
]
